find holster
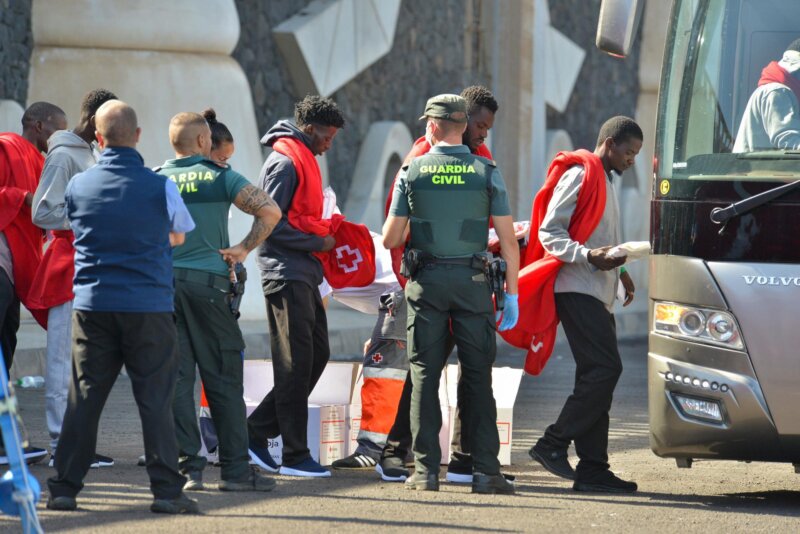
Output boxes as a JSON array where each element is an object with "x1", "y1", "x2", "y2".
[
  {"x1": 227, "y1": 263, "x2": 247, "y2": 319},
  {"x1": 474, "y1": 253, "x2": 506, "y2": 310}
]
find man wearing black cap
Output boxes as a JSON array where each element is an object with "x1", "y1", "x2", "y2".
[{"x1": 382, "y1": 94, "x2": 520, "y2": 494}]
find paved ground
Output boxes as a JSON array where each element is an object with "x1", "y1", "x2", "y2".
[{"x1": 2, "y1": 337, "x2": 800, "y2": 533}]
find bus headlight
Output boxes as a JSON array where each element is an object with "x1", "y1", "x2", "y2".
[{"x1": 653, "y1": 302, "x2": 744, "y2": 350}]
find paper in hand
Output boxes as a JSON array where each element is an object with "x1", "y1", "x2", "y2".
[{"x1": 608, "y1": 241, "x2": 650, "y2": 262}]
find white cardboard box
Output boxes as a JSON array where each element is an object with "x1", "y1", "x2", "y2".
[
  {"x1": 445, "y1": 364, "x2": 523, "y2": 465},
  {"x1": 241, "y1": 360, "x2": 357, "y2": 466}
]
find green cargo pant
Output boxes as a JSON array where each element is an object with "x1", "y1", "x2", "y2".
[
  {"x1": 172, "y1": 277, "x2": 249, "y2": 481},
  {"x1": 406, "y1": 263, "x2": 501, "y2": 476}
]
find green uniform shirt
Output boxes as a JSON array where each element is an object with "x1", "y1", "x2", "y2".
[
  {"x1": 390, "y1": 144, "x2": 511, "y2": 257},
  {"x1": 158, "y1": 155, "x2": 250, "y2": 276}
]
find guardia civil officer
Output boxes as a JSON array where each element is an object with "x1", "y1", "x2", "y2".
[{"x1": 382, "y1": 94, "x2": 520, "y2": 494}]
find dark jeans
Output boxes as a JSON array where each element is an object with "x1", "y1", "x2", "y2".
[
  {"x1": 47, "y1": 311, "x2": 185, "y2": 500},
  {"x1": 172, "y1": 278, "x2": 249, "y2": 481},
  {"x1": 247, "y1": 280, "x2": 330, "y2": 466},
  {"x1": 0, "y1": 270, "x2": 19, "y2": 371},
  {"x1": 540, "y1": 292, "x2": 623, "y2": 480}
]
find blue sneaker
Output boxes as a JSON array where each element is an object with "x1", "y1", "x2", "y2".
[
  {"x1": 248, "y1": 442, "x2": 279, "y2": 473},
  {"x1": 279, "y1": 458, "x2": 331, "y2": 478}
]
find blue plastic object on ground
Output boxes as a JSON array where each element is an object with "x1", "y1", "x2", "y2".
[{"x1": 0, "y1": 346, "x2": 43, "y2": 533}]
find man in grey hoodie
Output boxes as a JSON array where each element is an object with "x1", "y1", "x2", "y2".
[
  {"x1": 734, "y1": 39, "x2": 800, "y2": 152},
  {"x1": 30, "y1": 88, "x2": 117, "y2": 468}
]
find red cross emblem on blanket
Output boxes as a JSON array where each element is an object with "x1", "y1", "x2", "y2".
[
  {"x1": 335, "y1": 244, "x2": 363, "y2": 273},
  {"x1": 371, "y1": 353, "x2": 383, "y2": 364}
]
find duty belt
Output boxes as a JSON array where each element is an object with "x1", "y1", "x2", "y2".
[{"x1": 174, "y1": 268, "x2": 230, "y2": 292}]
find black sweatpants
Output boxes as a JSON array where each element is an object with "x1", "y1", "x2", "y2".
[
  {"x1": 47, "y1": 310, "x2": 185, "y2": 500},
  {"x1": 247, "y1": 280, "x2": 330, "y2": 466},
  {"x1": 540, "y1": 292, "x2": 623, "y2": 480}
]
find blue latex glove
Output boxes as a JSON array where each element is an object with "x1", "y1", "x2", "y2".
[{"x1": 495, "y1": 293, "x2": 519, "y2": 332}]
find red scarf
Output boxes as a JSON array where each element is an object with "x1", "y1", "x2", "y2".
[
  {"x1": 759, "y1": 61, "x2": 800, "y2": 103},
  {"x1": 0, "y1": 134, "x2": 48, "y2": 328},
  {"x1": 499, "y1": 150, "x2": 607, "y2": 375},
  {"x1": 384, "y1": 137, "x2": 493, "y2": 287}
]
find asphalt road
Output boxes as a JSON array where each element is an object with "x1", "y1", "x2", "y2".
[{"x1": 2, "y1": 337, "x2": 799, "y2": 533}]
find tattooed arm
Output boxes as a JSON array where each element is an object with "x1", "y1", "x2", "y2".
[{"x1": 219, "y1": 184, "x2": 282, "y2": 266}]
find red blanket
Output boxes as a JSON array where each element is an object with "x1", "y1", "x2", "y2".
[
  {"x1": 384, "y1": 137, "x2": 493, "y2": 287},
  {"x1": 27, "y1": 230, "x2": 74, "y2": 314},
  {"x1": 272, "y1": 137, "x2": 375, "y2": 288},
  {"x1": 0, "y1": 133, "x2": 48, "y2": 328},
  {"x1": 759, "y1": 61, "x2": 800, "y2": 103},
  {"x1": 499, "y1": 150, "x2": 607, "y2": 375}
]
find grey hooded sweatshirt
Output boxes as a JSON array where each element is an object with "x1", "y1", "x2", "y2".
[
  {"x1": 256, "y1": 120, "x2": 327, "y2": 289},
  {"x1": 32, "y1": 130, "x2": 97, "y2": 230},
  {"x1": 734, "y1": 51, "x2": 800, "y2": 152}
]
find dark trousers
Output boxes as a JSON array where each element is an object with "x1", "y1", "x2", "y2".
[
  {"x1": 381, "y1": 339, "x2": 471, "y2": 466},
  {"x1": 47, "y1": 311, "x2": 185, "y2": 500},
  {"x1": 540, "y1": 292, "x2": 623, "y2": 480},
  {"x1": 406, "y1": 265, "x2": 499, "y2": 476},
  {"x1": 172, "y1": 279, "x2": 249, "y2": 481},
  {"x1": 0, "y1": 270, "x2": 19, "y2": 371},
  {"x1": 248, "y1": 281, "x2": 330, "y2": 466}
]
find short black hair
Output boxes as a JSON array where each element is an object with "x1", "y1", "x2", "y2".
[
  {"x1": 202, "y1": 108, "x2": 234, "y2": 148},
  {"x1": 80, "y1": 88, "x2": 117, "y2": 119},
  {"x1": 596, "y1": 116, "x2": 643, "y2": 147},
  {"x1": 788, "y1": 38, "x2": 800, "y2": 53},
  {"x1": 21, "y1": 101, "x2": 65, "y2": 125},
  {"x1": 294, "y1": 95, "x2": 345, "y2": 129},
  {"x1": 460, "y1": 85, "x2": 499, "y2": 115}
]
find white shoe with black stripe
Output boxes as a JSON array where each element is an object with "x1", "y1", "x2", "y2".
[{"x1": 331, "y1": 452, "x2": 378, "y2": 469}]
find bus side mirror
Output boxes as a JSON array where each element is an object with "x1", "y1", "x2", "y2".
[{"x1": 595, "y1": 0, "x2": 643, "y2": 58}]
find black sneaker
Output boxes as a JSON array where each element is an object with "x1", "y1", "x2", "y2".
[
  {"x1": 376, "y1": 456, "x2": 409, "y2": 482},
  {"x1": 49, "y1": 452, "x2": 115, "y2": 469},
  {"x1": 150, "y1": 493, "x2": 200, "y2": 514},
  {"x1": 219, "y1": 467, "x2": 276, "y2": 492},
  {"x1": 46, "y1": 495, "x2": 77, "y2": 511},
  {"x1": 248, "y1": 441, "x2": 279, "y2": 473},
  {"x1": 0, "y1": 446, "x2": 48, "y2": 466},
  {"x1": 472, "y1": 472, "x2": 516, "y2": 495},
  {"x1": 183, "y1": 470, "x2": 205, "y2": 491},
  {"x1": 445, "y1": 458, "x2": 473, "y2": 484},
  {"x1": 529, "y1": 443, "x2": 575, "y2": 480},
  {"x1": 404, "y1": 471, "x2": 439, "y2": 491},
  {"x1": 332, "y1": 452, "x2": 378, "y2": 469},
  {"x1": 91, "y1": 453, "x2": 114, "y2": 468},
  {"x1": 573, "y1": 471, "x2": 637, "y2": 493}
]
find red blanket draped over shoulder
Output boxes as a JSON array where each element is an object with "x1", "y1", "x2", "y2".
[
  {"x1": 0, "y1": 133, "x2": 48, "y2": 328},
  {"x1": 759, "y1": 61, "x2": 800, "y2": 102},
  {"x1": 272, "y1": 136, "x2": 375, "y2": 288},
  {"x1": 384, "y1": 137, "x2": 493, "y2": 287},
  {"x1": 499, "y1": 149, "x2": 607, "y2": 375}
]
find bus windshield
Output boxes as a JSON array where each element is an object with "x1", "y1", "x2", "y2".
[{"x1": 657, "y1": 0, "x2": 800, "y2": 182}]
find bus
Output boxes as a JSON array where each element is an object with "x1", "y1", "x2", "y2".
[{"x1": 598, "y1": 0, "x2": 800, "y2": 471}]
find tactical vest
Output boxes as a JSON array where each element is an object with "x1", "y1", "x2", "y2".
[{"x1": 405, "y1": 152, "x2": 494, "y2": 257}]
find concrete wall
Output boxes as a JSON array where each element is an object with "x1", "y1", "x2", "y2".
[{"x1": 0, "y1": 0, "x2": 33, "y2": 106}]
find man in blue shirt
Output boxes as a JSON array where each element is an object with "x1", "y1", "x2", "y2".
[{"x1": 46, "y1": 100, "x2": 199, "y2": 514}]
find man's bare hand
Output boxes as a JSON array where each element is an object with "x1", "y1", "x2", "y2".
[
  {"x1": 363, "y1": 339, "x2": 372, "y2": 356},
  {"x1": 588, "y1": 246, "x2": 626, "y2": 271},
  {"x1": 620, "y1": 269, "x2": 635, "y2": 307},
  {"x1": 220, "y1": 244, "x2": 248, "y2": 269},
  {"x1": 321, "y1": 235, "x2": 336, "y2": 252},
  {"x1": 24, "y1": 192, "x2": 33, "y2": 207}
]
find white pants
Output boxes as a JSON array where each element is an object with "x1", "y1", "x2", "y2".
[{"x1": 45, "y1": 300, "x2": 72, "y2": 453}]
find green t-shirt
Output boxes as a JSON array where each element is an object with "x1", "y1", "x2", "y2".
[{"x1": 157, "y1": 155, "x2": 250, "y2": 276}]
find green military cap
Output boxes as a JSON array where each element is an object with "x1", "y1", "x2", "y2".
[{"x1": 419, "y1": 94, "x2": 468, "y2": 123}]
